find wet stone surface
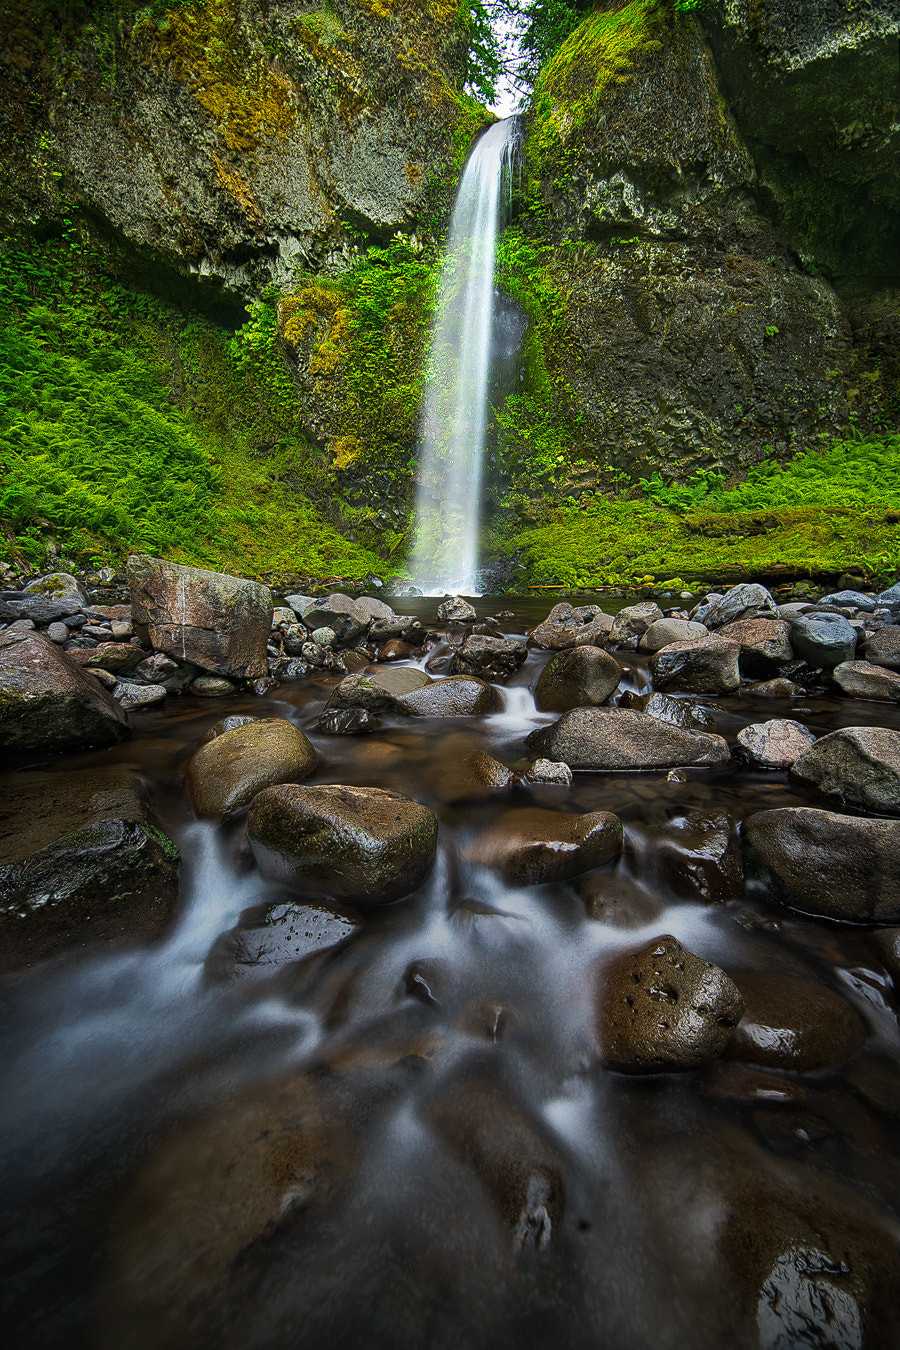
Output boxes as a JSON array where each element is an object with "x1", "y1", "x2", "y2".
[{"x1": 3, "y1": 592, "x2": 900, "y2": 1350}]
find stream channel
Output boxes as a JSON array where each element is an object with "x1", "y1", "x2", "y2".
[{"x1": 3, "y1": 595, "x2": 900, "y2": 1350}]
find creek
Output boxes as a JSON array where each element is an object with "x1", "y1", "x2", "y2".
[{"x1": 2, "y1": 595, "x2": 900, "y2": 1349}]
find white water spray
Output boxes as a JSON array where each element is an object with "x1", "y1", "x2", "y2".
[{"x1": 410, "y1": 117, "x2": 522, "y2": 595}]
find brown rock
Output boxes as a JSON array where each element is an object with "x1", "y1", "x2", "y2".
[
  {"x1": 650, "y1": 634, "x2": 742, "y2": 694},
  {"x1": 725, "y1": 972, "x2": 866, "y2": 1071},
  {"x1": 736, "y1": 718, "x2": 816, "y2": 769},
  {"x1": 832, "y1": 659, "x2": 900, "y2": 701},
  {"x1": 0, "y1": 629, "x2": 129, "y2": 752},
  {"x1": 325, "y1": 666, "x2": 431, "y2": 713},
  {"x1": 656, "y1": 810, "x2": 743, "y2": 903},
  {"x1": 528, "y1": 602, "x2": 613, "y2": 650},
  {"x1": 717, "y1": 616, "x2": 794, "y2": 674},
  {"x1": 534, "y1": 644, "x2": 620, "y2": 712},
  {"x1": 187, "y1": 718, "x2": 318, "y2": 820},
  {"x1": 469, "y1": 807, "x2": 623, "y2": 884}
]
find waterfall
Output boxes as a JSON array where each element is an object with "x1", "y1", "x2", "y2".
[{"x1": 410, "y1": 116, "x2": 522, "y2": 596}]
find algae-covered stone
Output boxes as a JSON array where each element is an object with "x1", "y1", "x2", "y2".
[
  {"x1": 469, "y1": 807, "x2": 623, "y2": 884},
  {"x1": 325, "y1": 667, "x2": 431, "y2": 713},
  {"x1": 534, "y1": 645, "x2": 620, "y2": 712},
  {"x1": 0, "y1": 628, "x2": 129, "y2": 752},
  {"x1": 187, "y1": 718, "x2": 317, "y2": 821}
]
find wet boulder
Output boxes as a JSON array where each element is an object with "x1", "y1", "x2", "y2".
[
  {"x1": 527, "y1": 708, "x2": 731, "y2": 770},
  {"x1": 0, "y1": 628, "x2": 129, "y2": 752},
  {"x1": 736, "y1": 718, "x2": 816, "y2": 769},
  {"x1": 449, "y1": 634, "x2": 528, "y2": 683},
  {"x1": 832, "y1": 659, "x2": 900, "y2": 701},
  {"x1": 440, "y1": 752, "x2": 515, "y2": 803},
  {"x1": 598, "y1": 935, "x2": 744, "y2": 1073},
  {"x1": 862, "y1": 624, "x2": 900, "y2": 670},
  {"x1": 528, "y1": 602, "x2": 613, "y2": 650},
  {"x1": 608, "y1": 600, "x2": 664, "y2": 649},
  {"x1": 650, "y1": 634, "x2": 741, "y2": 694},
  {"x1": 325, "y1": 666, "x2": 432, "y2": 713},
  {"x1": 353, "y1": 595, "x2": 396, "y2": 622},
  {"x1": 68, "y1": 642, "x2": 145, "y2": 675},
  {"x1": 619, "y1": 689, "x2": 718, "y2": 731},
  {"x1": 534, "y1": 645, "x2": 620, "y2": 712},
  {"x1": 742, "y1": 806, "x2": 900, "y2": 922},
  {"x1": 436, "y1": 597, "x2": 476, "y2": 622},
  {"x1": 127, "y1": 554, "x2": 272, "y2": 680},
  {"x1": 790, "y1": 611, "x2": 857, "y2": 668},
  {"x1": 725, "y1": 973, "x2": 866, "y2": 1072},
  {"x1": 579, "y1": 875, "x2": 666, "y2": 929},
  {"x1": 638, "y1": 617, "x2": 708, "y2": 652},
  {"x1": 469, "y1": 806, "x2": 623, "y2": 884},
  {"x1": 702, "y1": 583, "x2": 779, "y2": 628},
  {"x1": 186, "y1": 717, "x2": 318, "y2": 821},
  {"x1": 21, "y1": 571, "x2": 86, "y2": 603},
  {"x1": 302, "y1": 593, "x2": 371, "y2": 645},
  {"x1": 247, "y1": 784, "x2": 438, "y2": 906},
  {"x1": 8, "y1": 595, "x2": 84, "y2": 625},
  {"x1": 394, "y1": 675, "x2": 502, "y2": 716},
  {"x1": 656, "y1": 810, "x2": 743, "y2": 903},
  {"x1": 0, "y1": 817, "x2": 179, "y2": 972},
  {"x1": 205, "y1": 901, "x2": 358, "y2": 985},
  {"x1": 790, "y1": 725, "x2": 900, "y2": 814},
  {"x1": 717, "y1": 617, "x2": 794, "y2": 676},
  {"x1": 317, "y1": 707, "x2": 382, "y2": 735},
  {"x1": 818, "y1": 589, "x2": 878, "y2": 611}
]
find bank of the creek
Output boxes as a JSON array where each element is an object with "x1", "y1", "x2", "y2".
[{"x1": 3, "y1": 580, "x2": 900, "y2": 1350}]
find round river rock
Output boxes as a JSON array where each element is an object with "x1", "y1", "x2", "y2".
[
  {"x1": 534, "y1": 645, "x2": 620, "y2": 712},
  {"x1": 187, "y1": 718, "x2": 318, "y2": 820}
]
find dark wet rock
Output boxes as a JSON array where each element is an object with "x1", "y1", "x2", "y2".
[
  {"x1": 700, "y1": 1063, "x2": 808, "y2": 1106},
  {"x1": 127, "y1": 553, "x2": 272, "y2": 680},
  {"x1": 0, "y1": 818, "x2": 179, "y2": 971},
  {"x1": 205, "y1": 902, "x2": 357, "y2": 985},
  {"x1": 726, "y1": 973, "x2": 866, "y2": 1072},
  {"x1": 736, "y1": 718, "x2": 816, "y2": 769},
  {"x1": 377, "y1": 639, "x2": 413, "y2": 662},
  {"x1": 598, "y1": 935, "x2": 744, "y2": 1073},
  {"x1": 717, "y1": 617, "x2": 794, "y2": 676},
  {"x1": 441, "y1": 752, "x2": 515, "y2": 803},
  {"x1": 115, "y1": 682, "x2": 167, "y2": 712},
  {"x1": 527, "y1": 708, "x2": 731, "y2": 770},
  {"x1": 739, "y1": 677, "x2": 805, "y2": 698},
  {"x1": 639, "y1": 617, "x2": 708, "y2": 652},
  {"x1": 449, "y1": 634, "x2": 528, "y2": 683},
  {"x1": 702, "y1": 583, "x2": 779, "y2": 628},
  {"x1": 283, "y1": 623, "x2": 308, "y2": 656},
  {"x1": 469, "y1": 806, "x2": 622, "y2": 884},
  {"x1": 422, "y1": 1073, "x2": 564, "y2": 1248},
  {"x1": 325, "y1": 666, "x2": 431, "y2": 713},
  {"x1": 132, "y1": 651, "x2": 197, "y2": 692},
  {"x1": 862, "y1": 624, "x2": 900, "y2": 670},
  {"x1": 619, "y1": 690, "x2": 718, "y2": 731},
  {"x1": 353, "y1": 595, "x2": 396, "y2": 622},
  {"x1": 317, "y1": 707, "x2": 382, "y2": 736},
  {"x1": 743, "y1": 806, "x2": 900, "y2": 923},
  {"x1": 869, "y1": 929, "x2": 900, "y2": 987},
  {"x1": 528, "y1": 602, "x2": 613, "y2": 650},
  {"x1": 68, "y1": 642, "x2": 145, "y2": 675},
  {"x1": 190, "y1": 675, "x2": 236, "y2": 697},
  {"x1": 818, "y1": 590, "x2": 877, "y2": 611},
  {"x1": 187, "y1": 718, "x2": 317, "y2": 821},
  {"x1": 9, "y1": 595, "x2": 84, "y2": 625},
  {"x1": 832, "y1": 659, "x2": 900, "y2": 701},
  {"x1": 650, "y1": 634, "x2": 742, "y2": 694},
  {"x1": 790, "y1": 611, "x2": 857, "y2": 668},
  {"x1": 247, "y1": 784, "x2": 438, "y2": 906},
  {"x1": 656, "y1": 810, "x2": 743, "y2": 903},
  {"x1": 368, "y1": 615, "x2": 418, "y2": 644},
  {"x1": 534, "y1": 645, "x2": 620, "y2": 712},
  {"x1": 436, "y1": 597, "x2": 476, "y2": 622},
  {"x1": 395, "y1": 675, "x2": 502, "y2": 717},
  {"x1": 200, "y1": 714, "x2": 257, "y2": 744},
  {"x1": 608, "y1": 600, "x2": 664, "y2": 649},
  {"x1": 0, "y1": 763, "x2": 148, "y2": 867},
  {"x1": 579, "y1": 875, "x2": 665, "y2": 929},
  {"x1": 0, "y1": 628, "x2": 129, "y2": 752},
  {"x1": 520, "y1": 758, "x2": 572, "y2": 787},
  {"x1": 790, "y1": 725, "x2": 900, "y2": 814},
  {"x1": 302, "y1": 594, "x2": 371, "y2": 645}
]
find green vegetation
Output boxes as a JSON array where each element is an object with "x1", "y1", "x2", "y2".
[{"x1": 0, "y1": 229, "x2": 388, "y2": 580}]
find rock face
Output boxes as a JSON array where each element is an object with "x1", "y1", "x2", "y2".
[
  {"x1": 650, "y1": 636, "x2": 742, "y2": 695},
  {"x1": 743, "y1": 806, "x2": 900, "y2": 923},
  {"x1": 0, "y1": 818, "x2": 179, "y2": 971},
  {"x1": 128, "y1": 555, "x2": 272, "y2": 681},
  {"x1": 725, "y1": 973, "x2": 866, "y2": 1073},
  {"x1": 534, "y1": 645, "x2": 620, "y2": 712},
  {"x1": 0, "y1": 628, "x2": 129, "y2": 752},
  {"x1": 598, "y1": 936, "x2": 744, "y2": 1073},
  {"x1": 527, "y1": 708, "x2": 731, "y2": 771},
  {"x1": 469, "y1": 807, "x2": 623, "y2": 884},
  {"x1": 790, "y1": 726, "x2": 900, "y2": 815},
  {"x1": 186, "y1": 718, "x2": 317, "y2": 820},
  {"x1": 247, "y1": 784, "x2": 438, "y2": 905}
]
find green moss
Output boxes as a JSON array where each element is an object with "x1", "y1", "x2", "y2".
[{"x1": 144, "y1": 823, "x2": 181, "y2": 862}]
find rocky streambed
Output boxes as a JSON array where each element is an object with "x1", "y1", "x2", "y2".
[{"x1": 3, "y1": 563, "x2": 900, "y2": 1349}]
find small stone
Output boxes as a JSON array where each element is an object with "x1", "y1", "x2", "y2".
[
  {"x1": 739, "y1": 677, "x2": 805, "y2": 698},
  {"x1": 46, "y1": 622, "x2": 68, "y2": 643},
  {"x1": 440, "y1": 751, "x2": 514, "y2": 803},
  {"x1": 736, "y1": 718, "x2": 816, "y2": 769},
  {"x1": 68, "y1": 642, "x2": 145, "y2": 675},
  {"x1": 310, "y1": 626, "x2": 337, "y2": 647},
  {"x1": 436, "y1": 597, "x2": 476, "y2": 622},
  {"x1": 87, "y1": 667, "x2": 118, "y2": 690},
  {"x1": 110, "y1": 620, "x2": 134, "y2": 640},
  {"x1": 377, "y1": 639, "x2": 413, "y2": 661},
  {"x1": 521, "y1": 759, "x2": 572, "y2": 787},
  {"x1": 115, "y1": 682, "x2": 167, "y2": 711},
  {"x1": 190, "y1": 676, "x2": 236, "y2": 697},
  {"x1": 619, "y1": 690, "x2": 718, "y2": 731},
  {"x1": 301, "y1": 594, "x2": 370, "y2": 645},
  {"x1": 818, "y1": 589, "x2": 877, "y2": 611}
]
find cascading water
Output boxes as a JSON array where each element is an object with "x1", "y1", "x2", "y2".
[{"x1": 410, "y1": 116, "x2": 522, "y2": 595}]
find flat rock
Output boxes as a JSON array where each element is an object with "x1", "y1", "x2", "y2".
[
  {"x1": 395, "y1": 676, "x2": 502, "y2": 716},
  {"x1": 743, "y1": 805, "x2": 900, "y2": 922},
  {"x1": 790, "y1": 725, "x2": 900, "y2": 814},
  {"x1": 725, "y1": 972, "x2": 866, "y2": 1072},
  {"x1": 832, "y1": 659, "x2": 900, "y2": 701},
  {"x1": 468, "y1": 807, "x2": 623, "y2": 884},
  {"x1": 0, "y1": 629, "x2": 129, "y2": 752},
  {"x1": 128, "y1": 553, "x2": 272, "y2": 680},
  {"x1": 449, "y1": 634, "x2": 527, "y2": 683},
  {"x1": 656, "y1": 810, "x2": 743, "y2": 903},
  {"x1": 534, "y1": 645, "x2": 620, "y2": 712},
  {"x1": 527, "y1": 708, "x2": 731, "y2": 770},
  {"x1": 862, "y1": 624, "x2": 900, "y2": 670},
  {"x1": 790, "y1": 611, "x2": 857, "y2": 668},
  {"x1": 528, "y1": 602, "x2": 613, "y2": 650},
  {"x1": 247, "y1": 784, "x2": 438, "y2": 905},
  {"x1": 702, "y1": 582, "x2": 779, "y2": 628},
  {"x1": 639, "y1": 617, "x2": 708, "y2": 652},
  {"x1": 717, "y1": 617, "x2": 794, "y2": 675},
  {"x1": 187, "y1": 718, "x2": 317, "y2": 820},
  {"x1": 736, "y1": 718, "x2": 816, "y2": 769},
  {"x1": 325, "y1": 666, "x2": 431, "y2": 713},
  {"x1": 115, "y1": 682, "x2": 167, "y2": 711},
  {"x1": 608, "y1": 600, "x2": 664, "y2": 649},
  {"x1": 439, "y1": 751, "x2": 515, "y2": 804},
  {"x1": 650, "y1": 634, "x2": 741, "y2": 694},
  {"x1": 598, "y1": 935, "x2": 744, "y2": 1073}
]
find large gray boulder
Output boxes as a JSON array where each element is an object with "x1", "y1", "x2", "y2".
[
  {"x1": 639, "y1": 618, "x2": 708, "y2": 652},
  {"x1": 0, "y1": 629, "x2": 129, "y2": 752},
  {"x1": 468, "y1": 807, "x2": 622, "y2": 884},
  {"x1": 650, "y1": 634, "x2": 742, "y2": 694},
  {"x1": 247, "y1": 785, "x2": 438, "y2": 905},
  {"x1": 325, "y1": 666, "x2": 431, "y2": 713},
  {"x1": 736, "y1": 718, "x2": 816, "y2": 769},
  {"x1": 862, "y1": 625, "x2": 900, "y2": 671},
  {"x1": 127, "y1": 554, "x2": 272, "y2": 680},
  {"x1": 702, "y1": 583, "x2": 779, "y2": 628},
  {"x1": 526, "y1": 708, "x2": 731, "y2": 770},
  {"x1": 790, "y1": 726, "x2": 900, "y2": 815},
  {"x1": 301, "y1": 594, "x2": 371, "y2": 645},
  {"x1": 394, "y1": 676, "x2": 501, "y2": 717},
  {"x1": 449, "y1": 634, "x2": 528, "y2": 684},
  {"x1": 186, "y1": 717, "x2": 318, "y2": 821},
  {"x1": 832, "y1": 660, "x2": 900, "y2": 702},
  {"x1": 534, "y1": 645, "x2": 620, "y2": 712},
  {"x1": 790, "y1": 611, "x2": 857, "y2": 668},
  {"x1": 743, "y1": 806, "x2": 900, "y2": 922}
]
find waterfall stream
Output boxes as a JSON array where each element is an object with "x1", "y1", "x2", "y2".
[{"x1": 410, "y1": 117, "x2": 522, "y2": 595}]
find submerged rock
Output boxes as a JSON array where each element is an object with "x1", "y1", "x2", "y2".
[
  {"x1": 0, "y1": 628, "x2": 129, "y2": 752},
  {"x1": 527, "y1": 707, "x2": 731, "y2": 771},
  {"x1": 790, "y1": 725, "x2": 900, "y2": 814},
  {"x1": 317, "y1": 707, "x2": 382, "y2": 735},
  {"x1": 725, "y1": 973, "x2": 866, "y2": 1073},
  {"x1": 247, "y1": 784, "x2": 438, "y2": 905},
  {"x1": 598, "y1": 935, "x2": 744, "y2": 1073},
  {"x1": 205, "y1": 901, "x2": 357, "y2": 985},
  {"x1": 656, "y1": 810, "x2": 743, "y2": 904},
  {"x1": 619, "y1": 690, "x2": 718, "y2": 731},
  {"x1": 190, "y1": 675, "x2": 236, "y2": 697},
  {"x1": 534, "y1": 644, "x2": 620, "y2": 712},
  {"x1": 187, "y1": 717, "x2": 317, "y2": 820},
  {"x1": 469, "y1": 807, "x2": 622, "y2": 884}
]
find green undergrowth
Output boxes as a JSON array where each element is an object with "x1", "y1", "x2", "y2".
[
  {"x1": 512, "y1": 436, "x2": 900, "y2": 587},
  {"x1": 0, "y1": 229, "x2": 387, "y2": 580}
]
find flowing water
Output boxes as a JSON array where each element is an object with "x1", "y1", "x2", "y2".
[
  {"x1": 3, "y1": 597, "x2": 900, "y2": 1350},
  {"x1": 410, "y1": 119, "x2": 522, "y2": 594}
]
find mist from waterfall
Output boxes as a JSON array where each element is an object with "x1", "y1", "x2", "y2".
[{"x1": 410, "y1": 117, "x2": 522, "y2": 595}]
